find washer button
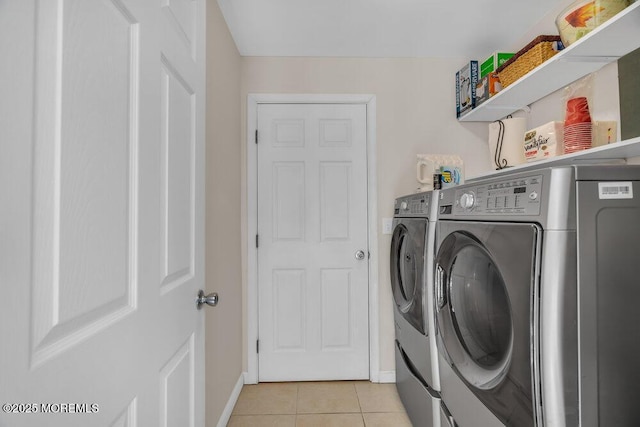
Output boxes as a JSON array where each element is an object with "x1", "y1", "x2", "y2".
[{"x1": 529, "y1": 191, "x2": 538, "y2": 200}]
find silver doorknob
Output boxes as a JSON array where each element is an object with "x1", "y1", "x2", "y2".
[
  {"x1": 197, "y1": 290, "x2": 219, "y2": 309},
  {"x1": 355, "y1": 250, "x2": 366, "y2": 260}
]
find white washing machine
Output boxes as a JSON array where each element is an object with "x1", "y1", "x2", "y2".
[
  {"x1": 391, "y1": 191, "x2": 441, "y2": 427},
  {"x1": 434, "y1": 165, "x2": 640, "y2": 426}
]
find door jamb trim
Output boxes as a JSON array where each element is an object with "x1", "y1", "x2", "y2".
[{"x1": 245, "y1": 94, "x2": 379, "y2": 383}]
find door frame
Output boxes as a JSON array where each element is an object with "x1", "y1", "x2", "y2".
[{"x1": 245, "y1": 94, "x2": 378, "y2": 384}]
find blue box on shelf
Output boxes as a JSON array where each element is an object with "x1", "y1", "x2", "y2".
[{"x1": 456, "y1": 60, "x2": 479, "y2": 118}]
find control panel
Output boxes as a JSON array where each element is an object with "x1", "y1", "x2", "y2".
[
  {"x1": 452, "y1": 174, "x2": 543, "y2": 216},
  {"x1": 394, "y1": 193, "x2": 431, "y2": 216}
]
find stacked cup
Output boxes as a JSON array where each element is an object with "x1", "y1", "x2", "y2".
[{"x1": 564, "y1": 96, "x2": 592, "y2": 154}]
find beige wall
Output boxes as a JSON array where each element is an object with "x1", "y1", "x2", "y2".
[
  {"x1": 240, "y1": 57, "x2": 492, "y2": 375},
  {"x1": 205, "y1": 0, "x2": 242, "y2": 425}
]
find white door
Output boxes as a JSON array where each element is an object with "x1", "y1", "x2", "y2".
[
  {"x1": 0, "y1": 1, "x2": 205, "y2": 426},
  {"x1": 257, "y1": 103, "x2": 370, "y2": 381}
]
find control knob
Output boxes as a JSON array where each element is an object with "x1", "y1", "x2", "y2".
[
  {"x1": 459, "y1": 192, "x2": 475, "y2": 210},
  {"x1": 400, "y1": 201, "x2": 408, "y2": 210}
]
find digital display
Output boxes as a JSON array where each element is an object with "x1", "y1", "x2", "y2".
[{"x1": 514, "y1": 187, "x2": 526, "y2": 194}]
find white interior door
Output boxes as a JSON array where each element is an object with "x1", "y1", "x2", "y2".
[
  {"x1": 0, "y1": 1, "x2": 205, "y2": 426},
  {"x1": 257, "y1": 103, "x2": 370, "y2": 381}
]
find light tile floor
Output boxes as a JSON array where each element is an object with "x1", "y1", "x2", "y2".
[{"x1": 228, "y1": 381, "x2": 412, "y2": 427}]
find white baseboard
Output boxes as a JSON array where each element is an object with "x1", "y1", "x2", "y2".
[
  {"x1": 216, "y1": 373, "x2": 244, "y2": 427},
  {"x1": 376, "y1": 370, "x2": 396, "y2": 383}
]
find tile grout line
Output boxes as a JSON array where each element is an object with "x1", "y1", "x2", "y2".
[
  {"x1": 354, "y1": 381, "x2": 366, "y2": 427},
  {"x1": 353, "y1": 381, "x2": 363, "y2": 414},
  {"x1": 294, "y1": 382, "x2": 299, "y2": 423}
]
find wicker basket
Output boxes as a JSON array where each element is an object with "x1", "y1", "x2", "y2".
[{"x1": 496, "y1": 35, "x2": 562, "y2": 88}]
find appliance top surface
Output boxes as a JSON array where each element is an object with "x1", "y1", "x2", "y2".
[{"x1": 394, "y1": 191, "x2": 432, "y2": 218}]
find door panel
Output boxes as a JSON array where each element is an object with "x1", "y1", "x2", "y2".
[
  {"x1": 159, "y1": 334, "x2": 196, "y2": 427},
  {"x1": 30, "y1": 0, "x2": 139, "y2": 367},
  {"x1": 272, "y1": 162, "x2": 305, "y2": 240},
  {"x1": 320, "y1": 162, "x2": 351, "y2": 240},
  {"x1": 0, "y1": 0, "x2": 205, "y2": 425},
  {"x1": 257, "y1": 104, "x2": 369, "y2": 381},
  {"x1": 273, "y1": 269, "x2": 306, "y2": 351},
  {"x1": 320, "y1": 268, "x2": 352, "y2": 349},
  {"x1": 160, "y1": 57, "x2": 196, "y2": 293}
]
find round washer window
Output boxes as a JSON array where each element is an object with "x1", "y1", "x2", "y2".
[
  {"x1": 449, "y1": 245, "x2": 512, "y2": 369},
  {"x1": 436, "y1": 231, "x2": 514, "y2": 390},
  {"x1": 391, "y1": 224, "x2": 416, "y2": 309},
  {"x1": 397, "y1": 233, "x2": 416, "y2": 303}
]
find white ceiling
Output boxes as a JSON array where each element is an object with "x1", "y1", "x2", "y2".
[{"x1": 216, "y1": 0, "x2": 563, "y2": 59}]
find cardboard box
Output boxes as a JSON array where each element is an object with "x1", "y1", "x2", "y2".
[
  {"x1": 475, "y1": 73, "x2": 502, "y2": 106},
  {"x1": 475, "y1": 76, "x2": 490, "y2": 106},
  {"x1": 456, "y1": 61, "x2": 479, "y2": 118},
  {"x1": 481, "y1": 52, "x2": 514, "y2": 78}
]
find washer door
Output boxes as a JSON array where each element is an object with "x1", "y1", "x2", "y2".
[
  {"x1": 435, "y1": 231, "x2": 512, "y2": 389},
  {"x1": 390, "y1": 218, "x2": 427, "y2": 334},
  {"x1": 434, "y1": 221, "x2": 541, "y2": 426}
]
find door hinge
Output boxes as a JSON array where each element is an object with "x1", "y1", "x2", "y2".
[
  {"x1": 256, "y1": 234, "x2": 259, "y2": 248},
  {"x1": 255, "y1": 129, "x2": 258, "y2": 144},
  {"x1": 256, "y1": 339, "x2": 259, "y2": 353}
]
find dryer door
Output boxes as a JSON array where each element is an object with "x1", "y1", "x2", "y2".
[
  {"x1": 434, "y1": 221, "x2": 541, "y2": 426},
  {"x1": 390, "y1": 218, "x2": 427, "y2": 334}
]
